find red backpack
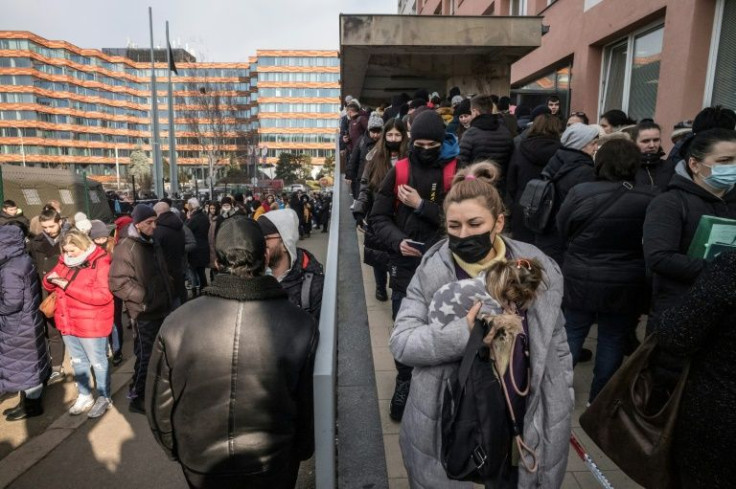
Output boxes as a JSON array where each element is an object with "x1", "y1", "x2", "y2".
[{"x1": 393, "y1": 157, "x2": 458, "y2": 208}]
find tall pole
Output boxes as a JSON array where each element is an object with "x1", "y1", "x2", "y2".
[
  {"x1": 208, "y1": 151, "x2": 215, "y2": 200},
  {"x1": 14, "y1": 126, "x2": 26, "y2": 167},
  {"x1": 149, "y1": 6, "x2": 164, "y2": 198},
  {"x1": 115, "y1": 146, "x2": 120, "y2": 190},
  {"x1": 166, "y1": 21, "x2": 179, "y2": 197}
]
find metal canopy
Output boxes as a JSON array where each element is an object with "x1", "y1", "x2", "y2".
[{"x1": 340, "y1": 15, "x2": 542, "y2": 106}]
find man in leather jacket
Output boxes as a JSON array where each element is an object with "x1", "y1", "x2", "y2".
[{"x1": 146, "y1": 216, "x2": 318, "y2": 489}]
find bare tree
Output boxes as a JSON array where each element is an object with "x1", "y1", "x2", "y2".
[{"x1": 176, "y1": 76, "x2": 250, "y2": 182}]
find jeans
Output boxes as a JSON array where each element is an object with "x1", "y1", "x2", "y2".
[
  {"x1": 130, "y1": 318, "x2": 163, "y2": 399},
  {"x1": 391, "y1": 291, "x2": 413, "y2": 382},
  {"x1": 109, "y1": 296, "x2": 124, "y2": 354},
  {"x1": 62, "y1": 335, "x2": 110, "y2": 398},
  {"x1": 564, "y1": 308, "x2": 639, "y2": 401}
]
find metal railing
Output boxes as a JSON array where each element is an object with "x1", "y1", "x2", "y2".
[{"x1": 314, "y1": 139, "x2": 341, "y2": 488}]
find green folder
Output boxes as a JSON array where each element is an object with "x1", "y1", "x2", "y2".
[{"x1": 687, "y1": 215, "x2": 736, "y2": 259}]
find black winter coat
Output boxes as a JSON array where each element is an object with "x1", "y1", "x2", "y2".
[
  {"x1": 185, "y1": 208, "x2": 210, "y2": 268},
  {"x1": 635, "y1": 152, "x2": 676, "y2": 191},
  {"x1": 507, "y1": 136, "x2": 562, "y2": 243},
  {"x1": 655, "y1": 251, "x2": 736, "y2": 488},
  {"x1": 369, "y1": 151, "x2": 454, "y2": 294},
  {"x1": 458, "y1": 114, "x2": 514, "y2": 172},
  {"x1": 146, "y1": 274, "x2": 318, "y2": 481},
  {"x1": 535, "y1": 147, "x2": 596, "y2": 265},
  {"x1": 346, "y1": 133, "x2": 376, "y2": 182},
  {"x1": 0, "y1": 225, "x2": 50, "y2": 393},
  {"x1": 643, "y1": 168, "x2": 736, "y2": 325},
  {"x1": 27, "y1": 231, "x2": 61, "y2": 294},
  {"x1": 281, "y1": 248, "x2": 325, "y2": 322},
  {"x1": 154, "y1": 211, "x2": 187, "y2": 304},
  {"x1": 557, "y1": 181, "x2": 657, "y2": 314}
]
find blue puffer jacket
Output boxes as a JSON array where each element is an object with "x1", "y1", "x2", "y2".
[{"x1": 0, "y1": 225, "x2": 50, "y2": 393}]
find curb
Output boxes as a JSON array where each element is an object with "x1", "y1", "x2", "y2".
[{"x1": 0, "y1": 356, "x2": 136, "y2": 489}]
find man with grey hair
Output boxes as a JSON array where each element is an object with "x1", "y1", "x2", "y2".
[
  {"x1": 153, "y1": 201, "x2": 187, "y2": 306},
  {"x1": 184, "y1": 198, "x2": 210, "y2": 296}
]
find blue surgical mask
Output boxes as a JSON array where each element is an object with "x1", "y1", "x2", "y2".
[{"x1": 703, "y1": 163, "x2": 736, "y2": 190}]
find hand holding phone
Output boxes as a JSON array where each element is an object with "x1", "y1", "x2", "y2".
[{"x1": 406, "y1": 239, "x2": 426, "y2": 253}]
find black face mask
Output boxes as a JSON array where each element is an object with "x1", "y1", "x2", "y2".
[
  {"x1": 386, "y1": 140, "x2": 401, "y2": 151},
  {"x1": 448, "y1": 231, "x2": 493, "y2": 263},
  {"x1": 413, "y1": 145, "x2": 441, "y2": 166}
]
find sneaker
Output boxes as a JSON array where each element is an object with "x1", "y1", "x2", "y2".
[
  {"x1": 48, "y1": 369, "x2": 66, "y2": 385},
  {"x1": 87, "y1": 397, "x2": 112, "y2": 419},
  {"x1": 389, "y1": 378, "x2": 411, "y2": 422},
  {"x1": 69, "y1": 394, "x2": 95, "y2": 415},
  {"x1": 128, "y1": 397, "x2": 145, "y2": 415}
]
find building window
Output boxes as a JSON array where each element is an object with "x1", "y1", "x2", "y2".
[
  {"x1": 600, "y1": 24, "x2": 663, "y2": 121},
  {"x1": 510, "y1": 0, "x2": 527, "y2": 15},
  {"x1": 705, "y1": 0, "x2": 736, "y2": 108}
]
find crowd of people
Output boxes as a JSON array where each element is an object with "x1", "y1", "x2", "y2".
[
  {"x1": 0, "y1": 187, "x2": 327, "y2": 487},
  {"x1": 343, "y1": 88, "x2": 736, "y2": 488}
]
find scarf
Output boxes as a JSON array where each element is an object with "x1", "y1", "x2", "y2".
[
  {"x1": 203, "y1": 273, "x2": 288, "y2": 301},
  {"x1": 63, "y1": 244, "x2": 97, "y2": 268},
  {"x1": 453, "y1": 235, "x2": 507, "y2": 278}
]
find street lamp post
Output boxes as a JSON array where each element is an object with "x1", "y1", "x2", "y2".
[{"x1": 12, "y1": 126, "x2": 26, "y2": 167}]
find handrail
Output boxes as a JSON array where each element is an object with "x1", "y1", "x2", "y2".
[{"x1": 313, "y1": 135, "x2": 341, "y2": 488}]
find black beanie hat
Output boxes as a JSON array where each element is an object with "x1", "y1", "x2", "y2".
[
  {"x1": 215, "y1": 216, "x2": 265, "y2": 267},
  {"x1": 410, "y1": 110, "x2": 446, "y2": 143},
  {"x1": 531, "y1": 104, "x2": 551, "y2": 120},
  {"x1": 131, "y1": 204, "x2": 156, "y2": 224},
  {"x1": 454, "y1": 99, "x2": 472, "y2": 117},
  {"x1": 413, "y1": 89, "x2": 429, "y2": 102},
  {"x1": 449, "y1": 86, "x2": 461, "y2": 100}
]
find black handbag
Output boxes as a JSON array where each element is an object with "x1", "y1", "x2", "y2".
[{"x1": 580, "y1": 335, "x2": 689, "y2": 489}]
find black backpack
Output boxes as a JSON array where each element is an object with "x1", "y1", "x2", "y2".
[
  {"x1": 518, "y1": 167, "x2": 560, "y2": 234},
  {"x1": 441, "y1": 318, "x2": 513, "y2": 483}
]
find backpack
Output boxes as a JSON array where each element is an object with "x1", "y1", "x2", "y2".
[
  {"x1": 518, "y1": 167, "x2": 562, "y2": 234},
  {"x1": 393, "y1": 157, "x2": 457, "y2": 208},
  {"x1": 441, "y1": 316, "x2": 537, "y2": 483}
]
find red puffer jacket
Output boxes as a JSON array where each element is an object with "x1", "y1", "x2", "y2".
[{"x1": 43, "y1": 246, "x2": 113, "y2": 338}]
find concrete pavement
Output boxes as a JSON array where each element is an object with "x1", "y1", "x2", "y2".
[{"x1": 0, "y1": 227, "x2": 329, "y2": 489}]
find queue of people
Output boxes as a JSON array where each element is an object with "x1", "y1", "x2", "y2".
[
  {"x1": 344, "y1": 88, "x2": 736, "y2": 488},
  {"x1": 0, "y1": 186, "x2": 327, "y2": 487}
]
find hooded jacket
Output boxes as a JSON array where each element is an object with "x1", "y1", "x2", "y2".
[
  {"x1": 43, "y1": 245, "x2": 114, "y2": 337},
  {"x1": 0, "y1": 225, "x2": 50, "y2": 393},
  {"x1": 643, "y1": 163, "x2": 736, "y2": 325},
  {"x1": 535, "y1": 147, "x2": 596, "y2": 265},
  {"x1": 369, "y1": 144, "x2": 458, "y2": 294},
  {"x1": 635, "y1": 151, "x2": 677, "y2": 191},
  {"x1": 389, "y1": 238, "x2": 573, "y2": 489},
  {"x1": 347, "y1": 111, "x2": 369, "y2": 154},
  {"x1": 265, "y1": 209, "x2": 325, "y2": 321},
  {"x1": 507, "y1": 136, "x2": 563, "y2": 243},
  {"x1": 146, "y1": 273, "x2": 319, "y2": 480},
  {"x1": 109, "y1": 224, "x2": 174, "y2": 321},
  {"x1": 154, "y1": 211, "x2": 187, "y2": 304},
  {"x1": 185, "y1": 208, "x2": 210, "y2": 268},
  {"x1": 458, "y1": 114, "x2": 514, "y2": 172}
]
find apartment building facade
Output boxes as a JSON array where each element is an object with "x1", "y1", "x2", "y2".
[
  {"x1": 250, "y1": 50, "x2": 340, "y2": 167},
  {"x1": 415, "y1": 0, "x2": 736, "y2": 142},
  {"x1": 0, "y1": 32, "x2": 339, "y2": 178}
]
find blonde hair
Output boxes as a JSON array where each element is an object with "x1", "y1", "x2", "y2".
[
  {"x1": 61, "y1": 229, "x2": 93, "y2": 251},
  {"x1": 485, "y1": 258, "x2": 545, "y2": 311},
  {"x1": 443, "y1": 161, "x2": 504, "y2": 217}
]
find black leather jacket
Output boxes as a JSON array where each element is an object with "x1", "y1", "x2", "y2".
[{"x1": 145, "y1": 273, "x2": 319, "y2": 476}]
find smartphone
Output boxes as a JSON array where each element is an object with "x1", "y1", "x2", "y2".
[{"x1": 406, "y1": 239, "x2": 426, "y2": 253}]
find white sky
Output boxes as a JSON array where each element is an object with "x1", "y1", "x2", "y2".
[{"x1": 0, "y1": 0, "x2": 397, "y2": 61}]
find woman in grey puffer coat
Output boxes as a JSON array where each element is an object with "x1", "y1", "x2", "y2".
[{"x1": 389, "y1": 162, "x2": 574, "y2": 489}]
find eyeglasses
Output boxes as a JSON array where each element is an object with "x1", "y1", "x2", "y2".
[{"x1": 570, "y1": 112, "x2": 586, "y2": 118}]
